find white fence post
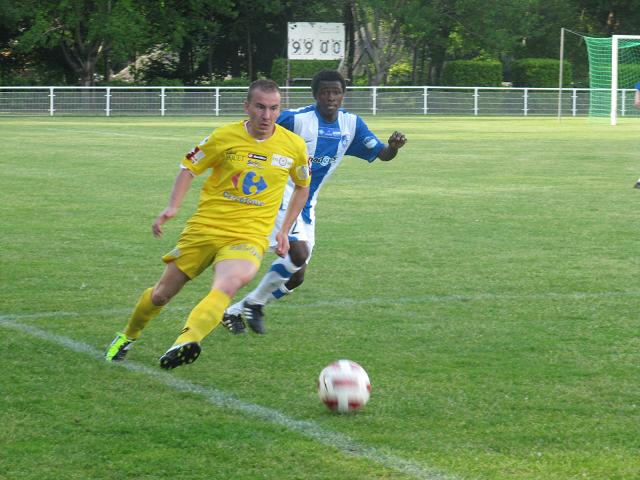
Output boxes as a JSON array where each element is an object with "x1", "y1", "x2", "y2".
[
  {"x1": 473, "y1": 88, "x2": 479, "y2": 115},
  {"x1": 49, "y1": 87, "x2": 55, "y2": 116},
  {"x1": 523, "y1": 88, "x2": 529, "y2": 116},
  {"x1": 423, "y1": 87, "x2": 428, "y2": 115},
  {"x1": 160, "y1": 87, "x2": 166, "y2": 116},
  {"x1": 215, "y1": 87, "x2": 220, "y2": 116},
  {"x1": 371, "y1": 87, "x2": 377, "y2": 115},
  {"x1": 105, "y1": 87, "x2": 111, "y2": 117}
]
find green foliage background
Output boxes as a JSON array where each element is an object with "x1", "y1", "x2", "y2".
[
  {"x1": 511, "y1": 58, "x2": 573, "y2": 87},
  {"x1": 440, "y1": 60, "x2": 503, "y2": 86}
]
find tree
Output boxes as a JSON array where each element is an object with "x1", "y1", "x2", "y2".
[
  {"x1": 14, "y1": 0, "x2": 150, "y2": 86},
  {"x1": 350, "y1": 0, "x2": 406, "y2": 85}
]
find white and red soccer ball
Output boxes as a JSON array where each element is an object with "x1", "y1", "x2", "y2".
[{"x1": 317, "y1": 359, "x2": 371, "y2": 413}]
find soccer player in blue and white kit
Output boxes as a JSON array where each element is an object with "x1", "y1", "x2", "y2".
[{"x1": 222, "y1": 69, "x2": 407, "y2": 334}]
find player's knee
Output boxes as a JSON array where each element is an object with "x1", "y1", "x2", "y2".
[
  {"x1": 286, "y1": 269, "x2": 305, "y2": 290},
  {"x1": 151, "y1": 288, "x2": 172, "y2": 306},
  {"x1": 289, "y1": 242, "x2": 309, "y2": 267}
]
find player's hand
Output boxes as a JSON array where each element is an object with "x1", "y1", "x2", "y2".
[
  {"x1": 152, "y1": 207, "x2": 178, "y2": 237},
  {"x1": 274, "y1": 230, "x2": 290, "y2": 257},
  {"x1": 388, "y1": 131, "x2": 407, "y2": 150}
]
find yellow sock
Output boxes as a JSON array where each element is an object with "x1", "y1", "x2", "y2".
[
  {"x1": 124, "y1": 288, "x2": 163, "y2": 340},
  {"x1": 174, "y1": 289, "x2": 231, "y2": 345}
]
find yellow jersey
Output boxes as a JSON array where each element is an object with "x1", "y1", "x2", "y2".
[{"x1": 180, "y1": 121, "x2": 310, "y2": 242}]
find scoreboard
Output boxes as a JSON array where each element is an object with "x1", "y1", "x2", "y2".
[{"x1": 288, "y1": 23, "x2": 345, "y2": 60}]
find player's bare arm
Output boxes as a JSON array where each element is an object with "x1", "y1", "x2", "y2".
[
  {"x1": 152, "y1": 168, "x2": 195, "y2": 237},
  {"x1": 275, "y1": 185, "x2": 310, "y2": 257},
  {"x1": 377, "y1": 131, "x2": 407, "y2": 161},
  {"x1": 635, "y1": 90, "x2": 640, "y2": 108}
]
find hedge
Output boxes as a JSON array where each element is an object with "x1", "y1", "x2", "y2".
[
  {"x1": 440, "y1": 60, "x2": 502, "y2": 86},
  {"x1": 511, "y1": 58, "x2": 572, "y2": 88}
]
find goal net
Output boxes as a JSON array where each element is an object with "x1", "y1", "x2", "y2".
[{"x1": 584, "y1": 35, "x2": 640, "y2": 123}]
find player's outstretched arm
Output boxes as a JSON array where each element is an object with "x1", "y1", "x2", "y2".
[
  {"x1": 275, "y1": 185, "x2": 310, "y2": 257},
  {"x1": 152, "y1": 168, "x2": 195, "y2": 237},
  {"x1": 377, "y1": 131, "x2": 407, "y2": 161},
  {"x1": 635, "y1": 89, "x2": 640, "y2": 108}
]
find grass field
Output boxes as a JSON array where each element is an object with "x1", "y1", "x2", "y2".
[{"x1": 1, "y1": 115, "x2": 639, "y2": 480}]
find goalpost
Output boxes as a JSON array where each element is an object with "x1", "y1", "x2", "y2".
[
  {"x1": 583, "y1": 34, "x2": 640, "y2": 125},
  {"x1": 559, "y1": 30, "x2": 640, "y2": 124}
]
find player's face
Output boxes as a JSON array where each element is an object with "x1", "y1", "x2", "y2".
[
  {"x1": 244, "y1": 88, "x2": 281, "y2": 140},
  {"x1": 314, "y1": 80, "x2": 344, "y2": 121}
]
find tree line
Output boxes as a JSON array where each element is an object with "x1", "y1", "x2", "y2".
[{"x1": 1, "y1": 0, "x2": 639, "y2": 87}]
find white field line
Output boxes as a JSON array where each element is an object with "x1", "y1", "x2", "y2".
[{"x1": 0, "y1": 315, "x2": 460, "y2": 480}]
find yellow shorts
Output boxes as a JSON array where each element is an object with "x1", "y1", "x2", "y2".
[{"x1": 162, "y1": 227, "x2": 265, "y2": 279}]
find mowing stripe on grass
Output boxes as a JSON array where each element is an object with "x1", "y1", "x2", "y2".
[
  {"x1": 0, "y1": 315, "x2": 460, "y2": 480},
  {"x1": 5, "y1": 289, "x2": 640, "y2": 322}
]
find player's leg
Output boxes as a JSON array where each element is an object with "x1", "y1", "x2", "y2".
[
  {"x1": 105, "y1": 262, "x2": 189, "y2": 362},
  {"x1": 224, "y1": 220, "x2": 315, "y2": 334},
  {"x1": 223, "y1": 241, "x2": 308, "y2": 332},
  {"x1": 160, "y1": 241, "x2": 262, "y2": 369},
  {"x1": 247, "y1": 240, "x2": 309, "y2": 304}
]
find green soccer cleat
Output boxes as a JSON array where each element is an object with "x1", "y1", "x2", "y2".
[
  {"x1": 105, "y1": 332, "x2": 136, "y2": 362},
  {"x1": 159, "y1": 342, "x2": 201, "y2": 370}
]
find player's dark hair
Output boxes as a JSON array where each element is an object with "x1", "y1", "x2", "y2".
[
  {"x1": 247, "y1": 79, "x2": 280, "y2": 102},
  {"x1": 311, "y1": 70, "x2": 346, "y2": 95}
]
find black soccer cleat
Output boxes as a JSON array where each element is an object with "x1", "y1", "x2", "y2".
[
  {"x1": 634, "y1": 178, "x2": 640, "y2": 189},
  {"x1": 221, "y1": 313, "x2": 246, "y2": 334},
  {"x1": 159, "y1": 342, "x2": 201, "y2": 370},
  {"x1": 243, "y1": 301, "x2": 266, "y2": 334}
]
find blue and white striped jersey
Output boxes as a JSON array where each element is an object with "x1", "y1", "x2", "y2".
[{"x1": 277, "y1": 104, "x2": 385, "y2": 224}]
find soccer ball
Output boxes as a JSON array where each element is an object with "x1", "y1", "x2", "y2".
[{"x1": 317, "y1": 359, "x2": 371, "y2": 413}]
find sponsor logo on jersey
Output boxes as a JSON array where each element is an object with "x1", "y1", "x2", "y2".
[
  {"x1": 231, "y1": 171, "x2": 268, "y2": 195},
  {"x1": 311, "y1": 155, "x2": 337, "y2": 167},
  {"x1": 225, "y1": 150, "x2": 245, "y2": 162},
  {"x1": 341, "y1": 134, "x2": 351, "y2": 148},
  {"x1": 248, "y1": 153, "x2": 267, "y2": 161},
  {"x1": 247, "y1": 160, "x2": 264, "y2": 169},
  {"x1": 272, "y1": 154, "x2": 293, "y2": 169},
  {"x1": 317, "y1": 127, "x2": 342, "y2": 139},
  {"x1": 185, "y1": 146, "x2": 205, "y2": 164},
  {"x1": 223, "y1": 191, "x2": 265, "y2": 206},
  {"x1": 364, "y1": 136, "x2": 378, "y2": 149}
]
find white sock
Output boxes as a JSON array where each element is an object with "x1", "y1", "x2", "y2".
[
  {"x1": 225, "y1": 255, "x2": 300, "y2": 316},
  {"x1": 247, "y1": 255, "x2": 300, "y2": 305}
]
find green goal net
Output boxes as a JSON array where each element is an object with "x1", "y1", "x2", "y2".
[{"x1": 585, "y1": 35, "x2": 640, "y2": 119}]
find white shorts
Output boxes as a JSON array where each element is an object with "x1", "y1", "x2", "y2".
[{"x1": 268, "y1": 209, "x2": 316, "y2": 259}]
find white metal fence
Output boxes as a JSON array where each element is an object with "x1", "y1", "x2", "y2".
[{"x1": 0, "y1": 85, "x2": 638, "y2": 117}]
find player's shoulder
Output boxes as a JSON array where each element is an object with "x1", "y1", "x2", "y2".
[
  {"x1": 275, "y1": 123, "x2": 307, "y2": 148},
  {"x1": 336, "y1": 108, "x2": 367, "y2": 131},
  {"x1": 280, "y1": 104, "x2": 316, "y2": 121},
  {"x1": 287, "y1": 104, "x2": 317, "y2": 115},
  {"x1": 213, "y1": 120, "x2": 245, "y2": 136}
]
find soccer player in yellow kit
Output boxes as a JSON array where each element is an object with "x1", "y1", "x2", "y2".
[{"x1": 104, "y1": 79, "x2": 310, "y2": 369}]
